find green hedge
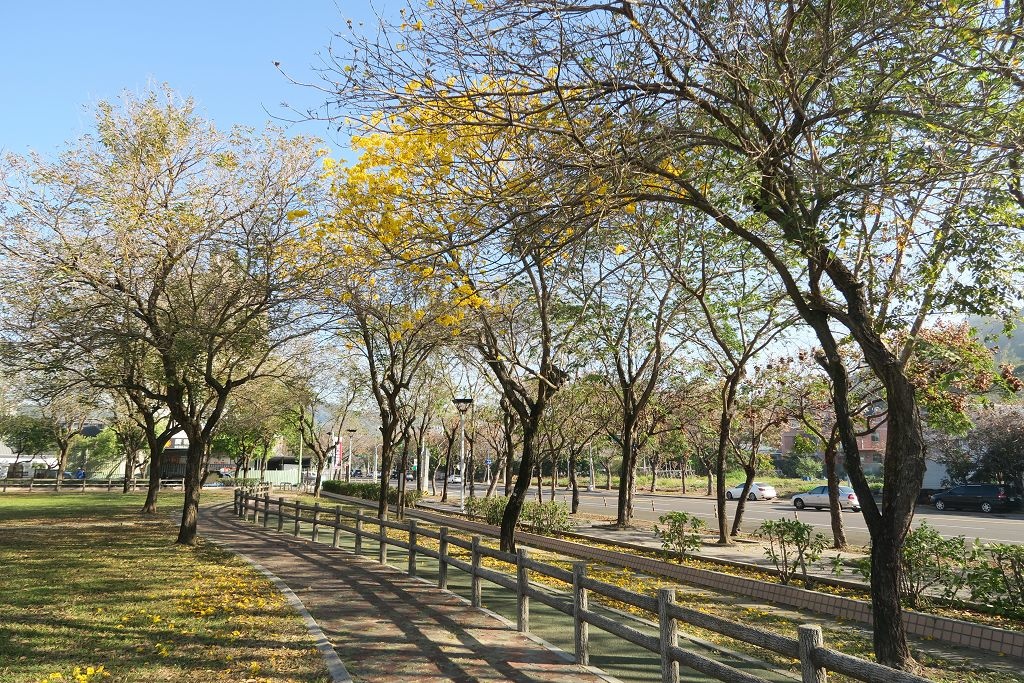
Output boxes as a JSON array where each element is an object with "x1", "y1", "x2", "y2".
[
  {"x1": 321, "y1": 480, "x2": 423, "y2": 507},
  {"x1": 465, "y1": 495, "x2": 573, "y2": 535}
]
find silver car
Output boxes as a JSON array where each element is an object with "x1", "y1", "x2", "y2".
[{"x1": 793, "y1": 485, "x2": 860, "y2": 511}]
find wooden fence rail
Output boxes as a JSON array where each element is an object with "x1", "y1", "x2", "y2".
[
  {"x1": 236, "y1": 490, "x2": 929, "y2": 683},
  {"x1": 1, "y1": 477, "x2": 186, "y2": 493}
]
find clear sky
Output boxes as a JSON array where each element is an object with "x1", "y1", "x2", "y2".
[{"x1": 1, "y1": 2, "x2": 386, "y2": 156}]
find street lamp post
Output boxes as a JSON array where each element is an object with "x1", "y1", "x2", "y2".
[
  {"x1": 347, "y1": 429, "x2": 356, "y2": 479},
  {"x1": 453, "y1": 397, "x2": 473, "y2": 513},
  {"x1": 588, "y1": 441, "x2": 596, "y2": 492}
]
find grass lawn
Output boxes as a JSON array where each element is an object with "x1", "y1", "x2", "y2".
[{"x1": 0, "y1": 492, "x2": 330, "y2": 683}]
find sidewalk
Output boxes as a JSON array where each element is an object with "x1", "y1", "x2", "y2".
[{"x1": 199, "y1": 503, "x2": 614, "y2": 683}]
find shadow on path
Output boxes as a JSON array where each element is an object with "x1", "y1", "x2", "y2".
[{"x1": 200, "y1": 504, "x2": 611, "y2": 683}]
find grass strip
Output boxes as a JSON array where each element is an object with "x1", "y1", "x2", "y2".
[{"x1": 0, "y1": 492, "x2": 330, "y2": 683}]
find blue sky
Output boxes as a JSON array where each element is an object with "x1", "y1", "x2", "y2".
[{"x1": 1, "y1": 2, "x2": 390, "y2": 155}]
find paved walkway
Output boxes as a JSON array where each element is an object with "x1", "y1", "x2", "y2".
[{"x1": 199, "y1": 504, "x2": 613, "y2": 683}]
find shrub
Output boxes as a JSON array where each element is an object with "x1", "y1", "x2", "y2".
[
  {"x1": 465, "y1": 495, "x2": 508, "y2": 526},
  {"x1": 900, "y1": 523, "x2": 972, "y2": 608},
  {"x1": 321, "y1": 480, "x2": 422, "y2": 507},
  {"x1": 855, "y1": 522, "x2": 973, "y2": 609},
  {"x1": 655, "y1": 511, "x2": 706, "y2": 560},
  {"x1": 757, "y1": 518, "x2": 827, "y2": 586},
  {"x1": 520, "y1": 500, "x2": 573, "y2": 534},
  {"x1": 968, "y1": 543, "x2": 1024, "y2": 615}
]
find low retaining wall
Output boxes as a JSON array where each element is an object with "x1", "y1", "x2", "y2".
[{"x1": 322, "y1": 492, "x2": 1024, "y2": 660}]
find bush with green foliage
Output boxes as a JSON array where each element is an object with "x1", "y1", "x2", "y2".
[
  {"x1": 520, "y1": 500, "x2": 573, "y2": 534},
  {"x1": 655, "y1": 511, "x2": 706, "y2": 560},
  {"x1": 464, "y1": 495, "x2": 508, "y2": 526},
  {"x1": 321, "y1": 480, "x2": 422, "y2": 507},
  {"x1": 757, "y1": 518, "x2": 827, "y2": 585},
  {"x1": 461, "y1": 495, "x2": 572, "y2": 534},
  {"x1": 967, "y1": 543, "x2": 1024, "y2": 615}
]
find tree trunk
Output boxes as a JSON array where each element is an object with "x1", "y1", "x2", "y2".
[
  {"x1": 730, "y1": 467, "x2": 756, "y2": 536},
  {"x1": 649, "y1": 457, "x2": 660, "y2": 492},
  {"x1": 814, "y1": 318, "x2": 922, "y2": 669},
  {"x1": 715, "y1": 375, "x2": 739, "y2": 545},
  {"x1": 499, "y1": 425, "x2": 538, "y2": 552},
  {"x1": 604, "y1": 463, "x2": 611, "y2": 490},
  {"x1": 535, "y1": 465, "x2": 543, "y2": 503},
  {"x1": 615, "y1": 424, "x2": 639, "y2": 527},
  {"x1": 568, "y1": 450, "x2": 580, "y2": 514},
  {"x1": 680, "y1": 456, "x2": 687, "y2": 494},
  {"x1": 175, "y1": 435, "x2": 204, "y2": 545},
  {"x1": 549, "y1": 454, "x2": 557, "y2": 502},
  {"x1": 122, "y1": 451, "x2": 135, "y2": 494},
  {"x1": 56, "y1": 445, "x2": 70, "y2": 492},
  {"x1": 824, "y1": 434, "x2": 847, "y2": 549},
  {"x1": 485, "y1": 454, "x2": 503, "y2": 497}
]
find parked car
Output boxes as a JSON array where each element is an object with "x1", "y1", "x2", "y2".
[
  {"x1": 792, "y1": 485, "x2": 860, "y2": 511},
  {"x1": 931, "y1": 484, "x2": 1020, "y2": 513},
  {"x1": 352, "y1": 469, "x2": 362, "y2": 478},
  {"x1": 725, "y1": 482, "x2": 777, "y2": 501},
  {"x1": 447, "y1": 474, "x2": 463, "y2": 484}
]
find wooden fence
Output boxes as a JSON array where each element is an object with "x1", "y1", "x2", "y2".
[
  {"x1": 0, "y1": 477, "x2": 186, "y2": 493},
  {"x1": 236, "y1": 490, "x2": 928, "y2": 683}
]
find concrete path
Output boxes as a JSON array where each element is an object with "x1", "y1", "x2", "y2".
[{"x1": 199, "y1": 503, "x2": 613, "y2": 683}]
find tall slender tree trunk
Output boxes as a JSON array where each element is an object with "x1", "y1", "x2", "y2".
[
  {"x1": 141, "y1": 429, "x2": 169, "y2": 514},
  {"x1": 824, "y1": 434, "x2": 847, "y2": 549},
  {"x1": 730, "y1": 467, "x2": 756, "y2": 536},
  {"x1": 549, "y1": 453, "x2": 557, "y2": 502},
  {"x1": 814, "y1": 316, "x2": 922, "y2": 669},
  {"x1": 715, "y1": 375, "x2": 739, "y2": 545},
  {"x1": 499, "y1": 425, "x2": 538, "y2": 552},
  {"x1": 175, "y1": 434, "x2": 205, "y2": 545},
  {"x1": 615, "y1": 420, "x2": 639, "y2": 527},
  {"x1": 568, "y1": 450, "x2": 580, "y2": 514}
]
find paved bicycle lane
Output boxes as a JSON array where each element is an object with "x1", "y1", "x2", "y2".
[{"x1": 198, "y1": 503, "x2": 616, "y2": 683}]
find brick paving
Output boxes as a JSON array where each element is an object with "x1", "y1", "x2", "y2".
[{"x1": 199, "y1": 504, "x2": 613, "y2": 683}]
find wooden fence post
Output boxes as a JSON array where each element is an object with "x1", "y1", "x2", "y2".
[
  {"x1": 438, "y1": 527, "x2": 449, "y2": 590},
  {"x1": 277, "y1": 497, "x2": 285, "y2": 532},
  {"x1": 354, "y1": 509, "x2": 363, "y2": 554},
  {"x1": 658, "y1": 588, "x2": 679, "y2": 683},
  {"x1": 253, "y1": 493, "x2": 261, "y2": 525},
  {"x1": 408, "y1": 520, "x2": 418, "y2": 577},
  {"x1": 573, "y1": 562, "x2": 590, "y2": 666},
  {"x1": 378, "y1": 519, "x2": 388, "y2": 564},
  {"x1": 332, "y1": 507, "x2": 341, "y2": 548},
  {"x1": 293, "y1": 500, "x2": 301, "y2": 536},
  {"x1": 516, "y1": 548, "x2": 530, "y2": 633},
  {"x1": 471, "y1": 536, "x2": 482, "y2": 608},
  {"x1": 798, "y1": 624, "x2": 827, "y2": 683},
  {"x1": 312, "y1": 503, "x2": 321, "y2": 543},
  {"x1": 233, "y1": 490, "x2": 240, "y2": 516},
  {"x1": 262, "y1": 493, "x2": 270, "y2": 528}
]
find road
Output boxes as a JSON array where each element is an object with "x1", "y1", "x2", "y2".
[{"x1": 475, "y1": 484, "x2": 1024, "y2": 546}]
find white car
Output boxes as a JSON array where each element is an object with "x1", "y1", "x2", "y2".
[
  {"x1": 725, "y1": 482, "x2": 777, "y2": 501},
  {"x1": 793, "y1": 485, "x2": 860, "y2": 511},
  {"x1": 447, "y1": 474, "x2": 463, "y2": 484}
]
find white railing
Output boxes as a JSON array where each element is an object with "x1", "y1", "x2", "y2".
[{"x1": 235, "y1": 490, "x2": 928, "y2": 683}]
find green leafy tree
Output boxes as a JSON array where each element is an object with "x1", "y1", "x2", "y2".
[{"x1": 1, "y1": 87, "x2": 331, "y2": 544}]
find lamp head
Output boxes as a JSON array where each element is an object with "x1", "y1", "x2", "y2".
[{"x1": 453, "y1": 397, "x2": 473, "y2": 414}]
